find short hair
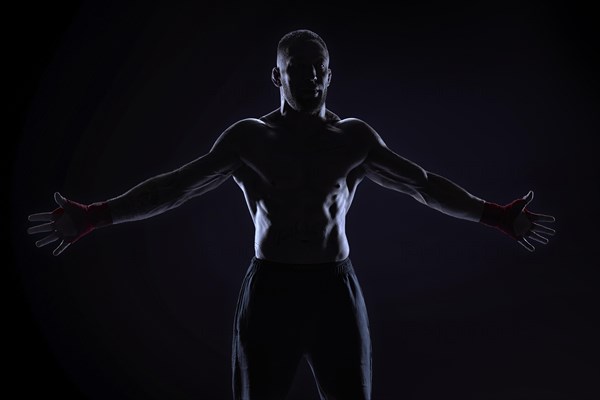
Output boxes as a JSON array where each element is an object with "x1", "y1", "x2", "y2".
[{"x1": 276, "y1": 29, "x2": 329, "y2": 61}]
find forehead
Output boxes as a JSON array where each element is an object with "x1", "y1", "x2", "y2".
[{"x1": 281, "y1": 40, "x2": 329, "y2": 63}]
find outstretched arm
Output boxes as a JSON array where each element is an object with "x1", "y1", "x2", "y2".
[
  {"x1": 106, "y1": 120, "x2": 245, "y2": 224},
  {"x1": 28, "y1": 119, "x2": 251, "y2": 255},
  {"x1": 357, "y1": 120, "x2": 555, "y2": 251}
]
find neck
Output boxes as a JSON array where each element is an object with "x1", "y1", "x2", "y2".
[{"x1": 280, "y1": 100, "x2": 327, "y2": 121}]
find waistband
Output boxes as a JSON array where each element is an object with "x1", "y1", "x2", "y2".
[{"x1": 250, "y1": 256, "x2": 353, "y2": 274}]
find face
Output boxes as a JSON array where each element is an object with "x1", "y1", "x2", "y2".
[{"x1": 272, "y1": 40, "x2": 332, "y2": 114}]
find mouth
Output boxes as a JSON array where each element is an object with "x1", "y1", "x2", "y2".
[{"x1": 298, "y1": 88, "x2": 321, "y2": 98}]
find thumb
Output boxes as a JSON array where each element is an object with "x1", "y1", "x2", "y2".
[
  {"x1": 521, "y1": 190, "x2": 534, "y2": 209},
  {"x1": 54, "y1": 191, "x2": 68, "y2": 208}
]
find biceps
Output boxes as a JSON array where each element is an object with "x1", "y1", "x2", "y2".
[
  {"x1": 364, "y1": 168, "x2": 422, "y2": 196},
  {"x1": 364, "y1": 144, "x2": 428, "y2": 189},
  {"x1": 176, "y1": 149, "x2": 242, "y2": 196}
]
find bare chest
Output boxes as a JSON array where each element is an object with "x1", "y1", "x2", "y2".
[{"x1": 236, "y1": 126, "x2": 367, "y2": 190}]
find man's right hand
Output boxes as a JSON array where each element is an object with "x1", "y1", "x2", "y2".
[{"x1": 27, "y1": 192, "x2": 112, "y2": 256}]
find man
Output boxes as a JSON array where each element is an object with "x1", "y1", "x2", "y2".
[{"x1": 28, "y1": 29, "x2": 555, "y2": 400}]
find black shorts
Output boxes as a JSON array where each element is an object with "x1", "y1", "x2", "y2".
[{"x1": 232, "y1": 256, "x2": 372, "y2": 400}]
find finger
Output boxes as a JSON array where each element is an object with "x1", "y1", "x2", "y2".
[
  {"x1": 518, "y1": 237, "x2": 535, "y2": 252},
  {"x1": 53, "y1": 240, "x2": 71, "y2": 256},
  {"x1": 28, "y1": 212, "x2": 54, "y2": 222},
  {"x1": 36, "y1": 233, "x2": 60, "y2": 248},
  {"x1": 531, "y1": 222, "x2": 555, "y2": 235},
  {"x1": 27, "y1": 222, "x2": 55, "y2": 235},
  {"x1": 530, "y1": 230, "x2": 552, "y2": 242},
  {"x1": 528, "y1": 212, "x2": 555, "y2": 223},
  {"x1": 522, "y1": 190, "x2": 534, "y2": 207},
  {"x1": 528, "y1": 231, "x2": 549, "y2": 245},
  {"x1": 517, "y1": 240, "x2": 534, "y2": 252},
  {"x1": 54, "y1": 192, "x2": 68, "y2": 207}
]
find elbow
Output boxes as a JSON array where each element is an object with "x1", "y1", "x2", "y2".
[
  {"x1": 410, "y1": 169, "x2": 431, "y2": 205},
  {"x1": 412, "y1": 168, "x2": 429, "y2": 192}
]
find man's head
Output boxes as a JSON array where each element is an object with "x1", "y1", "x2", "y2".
[{"x1": 272, "y1": 29, "x2": 332, "y2": 115}]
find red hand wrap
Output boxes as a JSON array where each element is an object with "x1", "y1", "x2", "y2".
[
  {"x1": 479, "y1": 199, "x2": 525, "y2": 240},
  {"x1": 52, "y1": 200, "x2": 112, "y2": 244}
]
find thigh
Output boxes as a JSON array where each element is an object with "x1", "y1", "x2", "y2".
[
  {"x1": 232, "y1": 264, "x2": 305, "y2": 400},
  {"x1": 232, "y1": 333, "x2": 303, "y2": 400},
  {"x1": 306, "y1": 270, "x2": 372, "y2": 400}
]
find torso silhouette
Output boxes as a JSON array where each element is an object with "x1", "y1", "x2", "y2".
[{"x1": 232, "y1": 109, "x2": 370, "y2": 263}]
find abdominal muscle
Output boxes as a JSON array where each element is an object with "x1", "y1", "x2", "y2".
[
  {"x1": 250, "y1": 186, "x2": 352, "y2": 264},
  {"x1": 254, "y1": 217, "x2": 351, "y2": 264}
]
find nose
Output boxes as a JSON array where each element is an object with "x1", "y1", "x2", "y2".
[
  {"x1": 298, "y1": 65, "x2": 318, "y2": 82},
  {"x1": 299, "y1": 67, "x2": 317, "y2": 83},
  {"x1": 308, "y1": 66, "x2": 319, "y2": 84}
]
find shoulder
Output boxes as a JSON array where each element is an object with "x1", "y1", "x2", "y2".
[
  {"x1": 336, "y1": 117, "x2": 373, "y2": 132},
  {"x1": 220, "y1": 117, "x2": 268, "y2": 139},
  {"x1": 210, "y1": 118, "x2": 266, "y2": 151},
  {"x1": 325, "y1": 109, "x2": 341, "y2": 123},
  {"x1": 258, "y1": 109, "x2": 281, "y2": 125},
  {"x1": 226, "y1": 117, "x2": 267, "y2": 133},
  {"x1": 335, "y1": 117, "x2": 386, "y2": 145}
]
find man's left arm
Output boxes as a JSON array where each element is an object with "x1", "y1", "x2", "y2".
[{"x1": 358, "y1": 120, "x2": 556, "y2": 251}]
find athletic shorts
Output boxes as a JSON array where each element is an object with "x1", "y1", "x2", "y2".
[{"x1": 232, "y1": 256, "x2": 372, "y2": 400}]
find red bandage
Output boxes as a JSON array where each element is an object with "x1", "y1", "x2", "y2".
[
  {"x1": 479, "y1": 199, "x2": 528, "y2": 240},
  {"x1": 52, "y1": 200, "x2": 113, "y2": 244}
]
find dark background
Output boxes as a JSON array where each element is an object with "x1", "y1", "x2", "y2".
[{"x1": 8, "y1": 1, "x2": 599, "y2": 399}]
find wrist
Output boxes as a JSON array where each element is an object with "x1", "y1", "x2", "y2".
[
  {"x1": 65, "y1": 199, "x2": 112, "y2": 244},
  {"x1": 86, "y1": 201, "x2": 113, "y2": 229},
  {"x1": 479, "y1": 201, "x2": 504, "y2": 225},
  {"x1": 479, "y1": 200, "x2": 518, "y2": 239}
]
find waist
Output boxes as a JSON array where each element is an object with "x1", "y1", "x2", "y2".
[{"x1": 251, "y1": 255, "x2": 353, "y2": 274}]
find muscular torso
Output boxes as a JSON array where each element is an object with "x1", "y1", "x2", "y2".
[{"x1": 231, "y1": 110, "x2": 370, "y2": 263}]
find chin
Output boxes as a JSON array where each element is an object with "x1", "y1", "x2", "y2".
[{"x1": 293, "y1": 97, "x2": 325, "y2": 113}]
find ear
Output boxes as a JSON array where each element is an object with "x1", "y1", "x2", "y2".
[
  {"x1": 326, "y1": 68, "x2": 332, "y2": 87},
  {"x1": 271, "y1": 67, "x2": 281, "y2": 87}
]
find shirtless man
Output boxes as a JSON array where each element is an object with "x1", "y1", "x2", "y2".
[{"x1": 28, "y1": 30, "x2": 555, "y2": 400}]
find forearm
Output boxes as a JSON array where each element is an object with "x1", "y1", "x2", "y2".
[
  {"x1": 106, "y1": 169, "x2": 224, "y2": 224},
  {"x1": 417, "y1": 171, "x2": 485, "y2": 222}
]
